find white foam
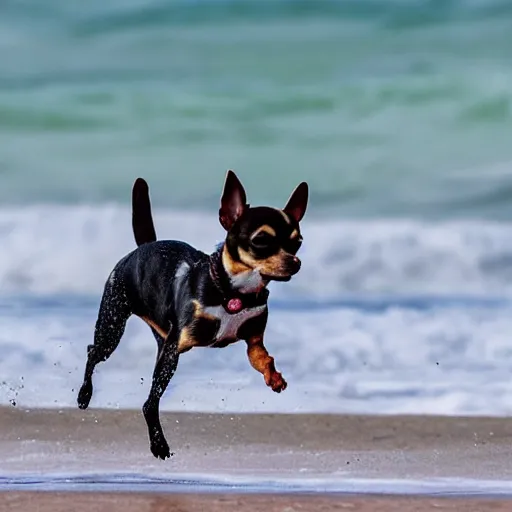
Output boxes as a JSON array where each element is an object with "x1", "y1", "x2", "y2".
[
  {"x1": 1, "y1": 205, "x2": 512, "y2": 298},
  {"x1": 2, "y1": 204, "x2": 512, "y2": 417},
  {"x1": 2, "y1": 299, "x2": 512, "y2": 417}
]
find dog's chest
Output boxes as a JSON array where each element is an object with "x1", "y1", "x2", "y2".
[{"x1": 203, "y1": 304, "x2": 266, "y2": 342}]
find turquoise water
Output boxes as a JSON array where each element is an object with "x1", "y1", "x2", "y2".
[{"x1": 1, "y1": 0, "x2": 512, "y2": 217}]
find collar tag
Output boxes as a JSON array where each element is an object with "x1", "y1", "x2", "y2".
[{"x1": 226, "y1": 297, "x2": 243, "y2": 314}]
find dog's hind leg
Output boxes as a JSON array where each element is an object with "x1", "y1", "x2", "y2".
[
  {"x1": 77, "y1": 272, "x2": 132, "y2": 410},
  {"x1": 142, "y1": 327, "x2": 180, "y2": 460},
  {"x1": 150, "y1": 328, "x2": 165, "y2": 352}
]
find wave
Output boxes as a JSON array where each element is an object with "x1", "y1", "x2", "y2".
[
  {"x1": 1, "y1": 205, "x2": 512, "y2": 298},
  {"x1": 29, "y1": 0, "x2": 512, "y2": 37},
  {"x1": 1, "y1": 293, "x2": 512, "y2": 416}
]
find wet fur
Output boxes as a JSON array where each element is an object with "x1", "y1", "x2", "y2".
[{"x1": 77, "y1": 171, "x2": 308, "y2": 460}]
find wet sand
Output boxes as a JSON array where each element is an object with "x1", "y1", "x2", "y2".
[
  {"x1": 1, "y1": 492, "x2": 511, "y2": 512},
  {"x1": 1, "y1": 407, "x2": 512, "y2": 510},
  {"x1": 2, "y1": 406, "x2": 512, "y2": 480}
]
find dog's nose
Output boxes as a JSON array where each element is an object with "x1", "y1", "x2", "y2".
[{"x1": 288, "y1": 256, "x2": 301, "y2": 274}]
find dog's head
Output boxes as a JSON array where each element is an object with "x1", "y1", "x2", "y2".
[{"x1": 219, "y1": 170, "x2": 308, "y2": 284}]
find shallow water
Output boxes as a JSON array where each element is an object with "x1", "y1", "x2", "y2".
[{"x1": 4, "y1": 473, "x2": 512, "y2": 497}]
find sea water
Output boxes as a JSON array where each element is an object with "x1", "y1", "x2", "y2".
[{"x1": 2, "y1": 0, "x2": 512, "y2": 416}]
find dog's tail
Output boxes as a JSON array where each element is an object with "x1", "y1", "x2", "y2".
[{"x1": 132, "y1": 178, "x2": 157, "y2": 246}]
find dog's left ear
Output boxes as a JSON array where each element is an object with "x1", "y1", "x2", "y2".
[
  {"x1": 219, "y1": 170, "x2": 249, "y2": 231},
  {"x1": 283, "y1": 182, "x2": 309, "y2": 223}
]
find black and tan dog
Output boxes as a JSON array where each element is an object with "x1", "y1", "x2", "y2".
[{"x1": 77, "y1": 170, "x2": 308, "y2": 460}]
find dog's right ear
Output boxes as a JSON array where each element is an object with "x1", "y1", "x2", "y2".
[
  {"x1": 283, "y1": 181, "x2": 309, "y2": 223},
  {"x1": 219, "y1": 170, "x2": 248, "y2": 231},
  {"x1": 132, "y1": 178, "x2": 157, "y2": 247}
]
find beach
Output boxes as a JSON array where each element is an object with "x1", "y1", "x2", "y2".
[
  {"x1": 2, "y1": 0, "x2": 512, "y2": 509},
  {"x1": 2, "y1": 407, "x2": 512, "y2": 509}
]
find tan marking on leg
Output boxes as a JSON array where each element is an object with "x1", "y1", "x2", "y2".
[
  {"x1": 141, "y1": 302, "x2": 218, "y2": 355},
  {"x1": 140, "y1": 316, "x2": 168, "y2": 339},
  {"x1": 177, "y1": 326, "x2": 197, "y2": 354},
  {"x1": 246, "y1": 335, "x2": 287, "y2": 393},
  {"x1": 191, "y1": 299, "x2": 202, "y2": 316}
]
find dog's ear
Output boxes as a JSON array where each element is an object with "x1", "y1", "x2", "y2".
[
  {"x1": 283, "y1": 182, "x2": 309, "y2": 223},
  {"x1": 132, "y1": 178, "x2": 157, "y2": 246},
  {"x1": 219, "y1": 170, "x2": 248, "y2": 231}
]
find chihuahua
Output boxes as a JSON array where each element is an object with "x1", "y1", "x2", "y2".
[{"x1": 77, "y1": 170, "x2": 308, "y2": 460}]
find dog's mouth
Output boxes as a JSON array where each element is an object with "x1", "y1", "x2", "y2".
[
  {"x1": 260, "y1": 273, "x2": 292, "y2": 282},
  {"x1": 257, "y1": 257, "x2": 301, "y2": 283}
]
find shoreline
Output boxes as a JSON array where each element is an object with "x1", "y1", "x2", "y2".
[
  {"x1": 1, "y1": 407, "x2": 512, "y2": 490},
  {"x1": 2, "y1": 407, "x2": 512, "y2": 510}
]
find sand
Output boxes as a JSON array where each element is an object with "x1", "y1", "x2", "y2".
[
  {"x1": 1, "y1": 407, "x2": 512, "y2": 510},
  {"x1": 2, "y1": 406, "x2": 512, "y2": 480},
  {"x1": 1, "y1": 492, "x2": 511, "y2": 512}
]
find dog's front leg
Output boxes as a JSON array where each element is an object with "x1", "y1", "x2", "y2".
[
  {"x1": 246, "y1": 335, "x2": 287, "y2": 393},
  {"x1": 143, "y1": 326, "x2": 180, "y2": 460}
]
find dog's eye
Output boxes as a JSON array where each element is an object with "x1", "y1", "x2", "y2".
[
  {"x1": 287, "y1": 236, "x2": 303, "y2": 253},
  {"x1": 251, "y1": 232, "x2": 275, "y2": 248}
]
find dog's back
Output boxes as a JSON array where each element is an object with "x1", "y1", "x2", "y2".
[{"x1": 115, "y1": 240, "x2": 205, "y2": 319}]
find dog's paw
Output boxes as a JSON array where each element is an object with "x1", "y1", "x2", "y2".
[
  {"x1": 150, "y1": 433, "x2": 172, "y2": 460},
  {"x1": 265, "y1": 370, "x2": 287, "y2": 393},
  {"x1": 77, "y1": 382, "x2": 92, "y2": 410}
]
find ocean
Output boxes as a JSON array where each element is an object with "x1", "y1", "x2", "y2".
[{"x1": 1, "y1": 0, "x2": 512, "y2": 417}]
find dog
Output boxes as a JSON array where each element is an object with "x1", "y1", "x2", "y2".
[{"x1": 77, "y1": 170, "x2": 308, "y2": 460}]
